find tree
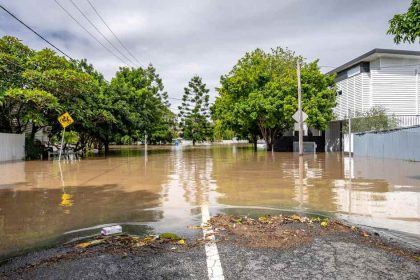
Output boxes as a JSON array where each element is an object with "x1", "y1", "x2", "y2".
[
  {"x1": 178, "y1": 76, "x2": 212, "y2": 145},
  {"x1": 0, "y1": 36, "x2": 34, "y2": 132},
  {"x1": 0, "y1": 35, "x2": 176, "y2": 157},
  {"x1": 387, "y1": 0, "x2": 420, "y2": 44},
  {"x1": 108, "y1": 65, "x2": 175, "y2": 145},
  {"x1": 0, "y1": 88, "x2": 59, "y2": 134},
  {"x1": 212, "y1": 47, "x2": 336, "y2": 151}
]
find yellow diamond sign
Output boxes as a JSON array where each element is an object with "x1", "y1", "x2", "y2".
[{"x1": 58, "y1": 112, "x2": 74, "y2": 128}]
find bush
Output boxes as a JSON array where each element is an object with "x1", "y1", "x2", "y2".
[
  {"x1": 344, "y1": 106, "x2": 398, "y2": 133},
  {"x1": 120, "y1": 135, "x2": 133, "y2": 145}
]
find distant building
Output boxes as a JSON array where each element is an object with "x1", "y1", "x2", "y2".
[{"x1": 328, "y1": 49, "x2": 420, "y2": 124}]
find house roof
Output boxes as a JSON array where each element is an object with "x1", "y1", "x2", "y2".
[{"x1": 326, "y1": 48, "x2": 420, "y2": 75}]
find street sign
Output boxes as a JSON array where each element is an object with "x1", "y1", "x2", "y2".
[
  {"x1": 294, "y1": 122, "x2": 308, "y2": 134},
  {"x1": 58, "y1": 112, "x2": 74, "y2": 128},
  {"x1": 292, "y1": 110, "x2": 308, "y2": 122}
]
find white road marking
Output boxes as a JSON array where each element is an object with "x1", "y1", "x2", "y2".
[{"x1": 201, "y1": 205, "x2": 225, "y2": 280}]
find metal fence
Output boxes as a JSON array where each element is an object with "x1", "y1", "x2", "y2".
[
  {"x1": 0, "y1": 133, "x2": 25, "y2": 162},
  {"x1": 353, "y1": 126, "x2": 420, "y2": 161},
  {"x1": 394, "y1": 115, "x2": 420, "y2": 128}
]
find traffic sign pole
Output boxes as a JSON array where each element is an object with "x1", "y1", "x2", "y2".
[
  {"x1": 58, "y1": 127, "x2": 66, "y2": 161},
  {"x1": 297, "y1": 61, "x2": 303, "y2": 156}
]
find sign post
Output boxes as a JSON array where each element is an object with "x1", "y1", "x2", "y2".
[
  {"x1": 297, "y1": 61, "x2": 303, "y2": 156},
  {"x1": 57, "y1": 112, "x2": 74, "y2": 161}
]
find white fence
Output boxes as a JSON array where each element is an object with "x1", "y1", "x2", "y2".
[{"x1": 0, "y1": 133, "x2": 25, "y2": 162}]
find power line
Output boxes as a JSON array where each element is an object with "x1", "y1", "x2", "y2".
[
  {"x1": 85, "y1": 0, "x2": 143, "y2": 67},
  {"x1": 68, "y1": 0, "x2": 137, "y2": 68},
  {"x1": 54, "y1": 0, "x2": 131, "y2": 67},
  {"x1": 0, "y1": 4, "x2": 74, "y2": 60}
]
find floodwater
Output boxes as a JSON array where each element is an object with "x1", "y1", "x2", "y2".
[{"x1": 0, "y1": 145, "x2": 419, "y2": 258}]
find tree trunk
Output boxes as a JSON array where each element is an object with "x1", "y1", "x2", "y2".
[
  {"x1": 252, "y1": 134, "x2": 257, "y2": 151},
  {"x1": 104, "y1": 140, "x2": 109, "y2": 157},
  {"x1": 192, "y1": 139, "x2": 196, "y2": 146},
  {"x1": 266, "y1": 141, "x2": 272, "y2": 152},
  {"x1": 30, "y1": 124, "x2": 37, "y2": 142}
]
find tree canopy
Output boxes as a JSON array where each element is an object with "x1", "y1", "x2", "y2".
[
  {"x1": 212, "y1": 47, "x2": 336, "y2": 150},
  {"x1": 178, "y1": 76, "x2": 212, "y2": 145},
  {"x1": 387, "y1": 0, "x2": 420, "y2": 44},
  {"x1": 0, "y1": 35, "x2": 176, "y2": 157}
]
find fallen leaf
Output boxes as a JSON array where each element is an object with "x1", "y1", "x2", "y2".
[
  {"x1": 320, "y1": 221, "x2": 328, "y2": 228},
  {"x1": 290, "y1": 214, "x2": 301, "y2": 221},
  {"x1": 361, "y1": 232, "x2": 369, "y2": 237},
  {"x1": 187, "y1": 225, "x2": 204, "y2": 230},
  {"x1": 76, "y1": 239, "x2": 104, "y2": 249},
  {"x1": 177, "y1": 239, "x2": 185, "y2": 245}
]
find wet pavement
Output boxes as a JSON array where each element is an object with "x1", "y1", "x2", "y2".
[
  {"x1": 0, "y1": 144, "x2": 419, "y2": 263},
  {"x1": 1, "y1": 217, "x2": 419, "y2": 280}
]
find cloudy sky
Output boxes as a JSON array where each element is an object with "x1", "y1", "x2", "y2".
[{"x1": 1, "y1": 0, "x2": 418, "y2": 110}]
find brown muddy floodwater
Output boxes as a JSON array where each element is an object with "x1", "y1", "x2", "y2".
[{"x1": 0, "y1": 144, "x2": 419, "y2": 258}]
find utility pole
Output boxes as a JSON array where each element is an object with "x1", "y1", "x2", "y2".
[{"x1": 297, "y1": 61, "x2": 303, "y2": 156}]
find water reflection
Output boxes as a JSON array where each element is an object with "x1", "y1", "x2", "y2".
[{"x1": 0, "y1": 145, "x2": 419, "y2": 258}]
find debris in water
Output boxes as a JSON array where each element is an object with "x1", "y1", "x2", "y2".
[{"x1": 101, "y1": 225, "x2": 122, "y2": 236}]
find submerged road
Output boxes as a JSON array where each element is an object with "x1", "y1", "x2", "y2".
[{"x1": 0, "y1": 145, "x2": 419, "y2": 278}]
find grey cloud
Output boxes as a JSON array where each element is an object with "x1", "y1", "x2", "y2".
[{"x1": 1, "y1": 0, "x2": 418, "y2": 112}]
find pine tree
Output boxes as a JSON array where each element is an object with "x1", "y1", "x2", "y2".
[{"x1": 178, "y1": 76, "x2": 211, "y2": 145}]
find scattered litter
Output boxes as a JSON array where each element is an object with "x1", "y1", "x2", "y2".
[{"x1": 101, "y1": 225, "x2": 122, "y2": 236}]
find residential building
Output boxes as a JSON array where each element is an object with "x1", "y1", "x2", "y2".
[
  {"x1": 328, "y1": 49, "x2": 420, "y2": 125},
  {"x1": 325, "y1": 49, "x2": 420, "y2": 152}
]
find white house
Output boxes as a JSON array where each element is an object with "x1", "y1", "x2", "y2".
[
  {"x1": 328, "y1": 49, "x2": 420, "y2": 125},
  {"x1": 325, "y1": 49, "x2": 420, "y2": 152}
]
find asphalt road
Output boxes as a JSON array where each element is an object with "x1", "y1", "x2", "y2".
[{"x1": 1, "y1": 230, "x2": 419, "y2": 280}]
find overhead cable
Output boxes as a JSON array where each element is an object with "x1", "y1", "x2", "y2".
[
  {"x1": 85, "y1": 0, "x2": 143, "y2": 66},
  {"x1": 0, "y1": 4, "x2": 74, "y2": 60},
  {"x1": 54, "y1": 0, "x2": 131, "y2": 67},
  {"x1": 68, "y1": 0, "x2": 137, "y2": 67}
]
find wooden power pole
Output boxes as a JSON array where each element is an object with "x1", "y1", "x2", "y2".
[{"x1": 297, "y1": 61, "x2": 303, "y2": 156}]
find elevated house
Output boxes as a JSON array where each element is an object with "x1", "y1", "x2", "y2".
[{"x1": 325, "y1": 49, "x2": 420, "y2": 151}]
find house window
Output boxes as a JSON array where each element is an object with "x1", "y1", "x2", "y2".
[{"x1": 347, "y1": 66, "x2": 360, "y2": 77}]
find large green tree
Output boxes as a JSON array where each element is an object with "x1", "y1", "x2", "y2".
[
  {"x1": 387, "y1": 0, "x2": 419, "y2": 44},
  {"x1": 212, "y1": 47, "x2": 336, "y2": 151},
  {"x1": 0, "y1": 35, "x2": 177, "y2": 157},
  {"x1": 107, "y1": 65, "x2": 175, "y2": 145},
  {"x1": 178, "y1": 76, "x2": 212, "y2": 145}
]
